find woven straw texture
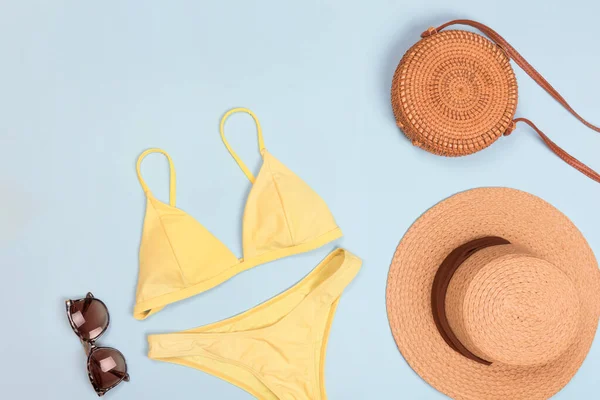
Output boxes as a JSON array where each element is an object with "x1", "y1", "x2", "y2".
[
  {"x1": 386, "y1": 188, "x2": 600, "y2": 400},
  {"x1": 391, "y1": 30, "x2": 518, "y2": 156}
]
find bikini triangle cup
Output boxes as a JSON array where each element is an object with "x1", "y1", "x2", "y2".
[{"x1": 134, "y1": 108, "x2": 342, "y2": 319}]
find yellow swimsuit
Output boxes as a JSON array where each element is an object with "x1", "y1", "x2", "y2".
[
  {"x1": 134, "y1": 108, "x2": 343, "y2": 319},
  {"x1": 149, "y1": 248, "x2": 361, "y2": 400},
  {"x1": 135, "y1": 108, "x2": 361, "y2": 399}
]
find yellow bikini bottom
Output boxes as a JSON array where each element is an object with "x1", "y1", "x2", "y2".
[{"x1": 148, "y1": 249, "x2": 361, "y2": 400}]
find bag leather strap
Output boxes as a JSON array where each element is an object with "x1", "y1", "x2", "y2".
[
  {"x1": 506, "y1": 118, "x2": 600, "y2": 184},
  {"x1": 422, "y1": 20, "x2": 600, "y2": 183}
]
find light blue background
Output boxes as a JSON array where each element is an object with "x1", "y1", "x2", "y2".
[{"x1": 2, "y1": 1, "x2": 599, "y2": 399}]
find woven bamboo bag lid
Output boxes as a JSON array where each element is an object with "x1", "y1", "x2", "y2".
[{"x1": 391, "y1": 20, "x2": 600, "y2": 183}]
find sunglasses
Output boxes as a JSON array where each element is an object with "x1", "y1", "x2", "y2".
[{"x1": 65, "y1": 293, "x2": 130, "y2": 396}]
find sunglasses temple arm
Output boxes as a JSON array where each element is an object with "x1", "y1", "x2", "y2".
[{"x1": 82, "y1": 296, "x2": 93, "y2": 313}]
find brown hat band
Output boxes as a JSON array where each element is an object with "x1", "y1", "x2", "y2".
[{"x1": 431, "y1": 236, "x2": 511, "y2": 366}]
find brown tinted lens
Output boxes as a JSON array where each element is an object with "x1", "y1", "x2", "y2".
[
  {"x1": 88, "y1": 348, "x2": 127, "y2": 390},
  {"x1": 68, "y1": 298, "x2": 109, "y2": 340}
]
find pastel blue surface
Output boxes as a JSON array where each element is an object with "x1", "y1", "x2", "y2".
[{"x1": 2, "y1": 1, "x2": 599, "y2": 399}]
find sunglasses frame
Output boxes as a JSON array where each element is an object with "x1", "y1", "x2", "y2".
[{"x1": 65, "y1": 292, "x2": 130, "y2": 396}]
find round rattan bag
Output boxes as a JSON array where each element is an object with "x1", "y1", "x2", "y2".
[{"x1": 391, "y1": 20, "x2": 600, "y2": 183}]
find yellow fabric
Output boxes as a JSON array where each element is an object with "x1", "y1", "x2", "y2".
[
  {"x1": 148, "y1": 249, "x2": 361, "y2": 400},
  {"x1": 134, "y1": 108, "x2": 343, "y2": 319}
]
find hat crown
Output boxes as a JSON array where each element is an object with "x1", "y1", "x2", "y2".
[{"x1": 446, "y1": 244, "x2": 581, "y2": 366}]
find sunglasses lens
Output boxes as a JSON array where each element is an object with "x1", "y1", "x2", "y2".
[
  {"x1": 68, "y1": 298, "x2": 109, "y2": 340},
  {"x1": 89, "y1": 348, "x2": 128, "y2": 390}
]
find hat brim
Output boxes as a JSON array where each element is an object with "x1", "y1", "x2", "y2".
[{"x1": 386, "y1": 187, "x2": 600, "y2": 400}]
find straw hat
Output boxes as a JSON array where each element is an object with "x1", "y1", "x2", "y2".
[{"x1": 386, "y1": 188, "x2": 600, "y2": 399}]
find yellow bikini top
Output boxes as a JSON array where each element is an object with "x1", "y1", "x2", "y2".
[{"x1": 133, "y1": 108, "x2": 343, "y2": 319}]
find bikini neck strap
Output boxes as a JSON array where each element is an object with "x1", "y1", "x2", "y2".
[
  {"x1": 136, "y1": 148, "x2": 176, "y2": 206},
  {"x1": 220, "y1": 107, "x2": 266, "y2": 184}
]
